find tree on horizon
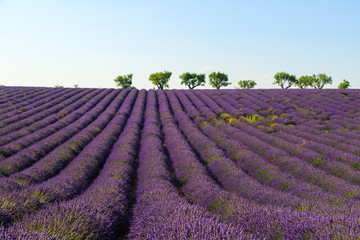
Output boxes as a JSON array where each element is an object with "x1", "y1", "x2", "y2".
[
  {"x1": 179, "y1": 72, "x2": 206, "y2": 89},
  {"x1": 273, "y1": 72, "x2": 297, "y2": 89},
  {"x1": 114, "y1": 74, "x2": 135, "y2": 89},
  {"x1": 238, "y1": 80, "x2": 257, "y2": 89},
  {"x1": 209, "y1": 71, "x2": 230, "y2": 89},
  {"x1": 149, "y1": 71, "x2": 172, "y2": 89}
]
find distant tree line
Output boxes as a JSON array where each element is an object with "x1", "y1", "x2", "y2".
[
  {"x1": 111, "y1": 71, "x2": 351, "y2": 90},
  {"x1": 273, "y1": 72, "x2": 351, "y2": 89},
  {"x1": 113, "y1": 71, "x2": 252, "y2": 90}
]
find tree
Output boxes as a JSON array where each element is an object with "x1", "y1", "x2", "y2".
[
  {"x1": 55, "y1": 85, "x2": 64, "y2": 88},
  {"x1": 149, "y1": 71, "x2": 172, "y2": 89},
  {"x1": 179, "y1": 72, "x2": 206, "y2": 89},
  {"x1": 312, "y1": 73, "x2": 332, "y2": 89},
  {"x1": 208, "y1": 71, "x2": 230, "y2": 89},
  {"x1": 114, "y1": 74, "x2": 134, "y2": 89},
  {"x1": 273, "y1": 72, "x2": 297, "y2": 89},
  {"x1": 338, "y1": 79, "x2": 350, "y2": 89},
  {"x1": 296, "y1": 75, "x2": 313, "y2": 89},
  {"x1": 74, "y1": 84, "x2": 79, "y2": 88},
  {"x1": 238, "y1": 80, "x2": 257, "y2": 89}
]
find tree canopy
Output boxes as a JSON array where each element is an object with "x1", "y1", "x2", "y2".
[
  {"x1": 338, "y1": 79, "x2": 350, "y2": 89},
  {"x1": 149, "y1": 71, "x2": 172, "y2": 89},
  {"x1": 208, "y1": 71, "x2": 230, "y2": 89},
  {"x1": 296, "y1": 75, "x2": 313, "y2": 89},
  {"x1": 312, "y1": 73, "x2": 332, "y2": 89},
  {"x1": 238, "y1": 80, "x2": 257, "y2": 89},
  {"x1": 273, "y1": 72, "x2": 297, "y2": 89},
  {"x1": 179, "y1": 72, "x2": 206, "y2": 89},
  {"x1": 114, "y1": 74, "x2": 135, "y2": 89}
]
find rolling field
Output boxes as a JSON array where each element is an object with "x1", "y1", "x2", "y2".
[{"x1": 1, "y1": 86, "x2": 360, "y2": 239}]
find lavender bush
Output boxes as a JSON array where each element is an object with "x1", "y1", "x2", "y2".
[{"x1": 0, "y1": 87, "x2": 360, "y2": 239}]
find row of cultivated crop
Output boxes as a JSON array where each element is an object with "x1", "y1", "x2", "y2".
[
  {"x1": 0, "y1": 89, "x2": 101, "y2": 153},
  {"x1": 0, "y1": 90, "x2": 135, "y2": 225},
  {"x1": 0, "y1": 89, "x2": 122, "y2": 176},
  {"x1": 175, "y1": 90, "x2": 353, "y2": 211},
  {"x1": 0, "y1": 90, "x2": 127, "y2": 189},
  {"x1": 0, "y1": 88, "x2": 76, "y2": 127},
  {"x1": 0, "y1": 89, "x2": 141, "y2": 238},
  {"x1": 2, "y1": 89, "x2": 146, "y2": 239},
  {"x1": 203, "y1": 91, "x2": 360, "y2": 187},
  {"x1": 191, "y1": 90, "x2": 360, "y2": 198},
  {"x1": 1, "y1": 87, "x2": 360, "y2": 238},
  {"x1": 158, "y1": 90, "x2": 360, "y2": 238},
  {"x1": 213, "y1": 89, "x2": 360, "y2": 161},
  {"x1": 0, "y1": 88, "x2": 63, "y2": 117}
]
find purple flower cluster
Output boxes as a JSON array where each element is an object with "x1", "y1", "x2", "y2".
[
  {"x1": 1, "y1": 87, "x2": 360, "y2": 239},
  {"x1": 0, "y1": 88, "x2": 99, "y2": 146},
  {"x1": 173, "y1": 90, "x2": 358, "y2": 213},
  {"x1": 2, "y1": 89, "x2": 146, "y2": 239},
  {"x1": 0, "y1": 89, "x2": 120, "y2": 176}
]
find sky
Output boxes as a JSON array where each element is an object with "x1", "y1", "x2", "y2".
[{"x1": 0, "y1": 0, "x2": 359, "y2": 89}]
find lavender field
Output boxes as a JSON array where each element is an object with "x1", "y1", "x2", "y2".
[{"x1": 1, "y1": 86, "x2": 360, "y2": 239}]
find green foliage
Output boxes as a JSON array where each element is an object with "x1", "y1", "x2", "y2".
[
  {"x1": 246, "y1": 114, "x2": 263, "y2": 122},
  {"x1": 74, "y1": 84, "x2": 79, "y2": 88},
  {"x1": 345, "y1": 190, "x2": 360, "y2": 198},
  {"x1": 54, "y1": 85, "x2": 64, "y2": 88},
  {"x1": 208, "y1": 71, "x2": 230, "y2": 89},
  {"x1": 114, "y1": 73, "x2": 135, "y2": 89},
  {"x1": 338, "y1": 79, "x2": 350, "y2": 89},
  {"x1": 238, "y1": 80, "x2": 257, "y2": 89},
  {"x1": 149, "y1": 71, "x2": 172, "y2": 89},
  {"x1": 273, "y1": 72, "x2": 297, "y2": 89},
  {"x1": 312, "y1": 73, "x2": 332, "y2": 89},
  {"x1": 179, "y1": 72, "x2": 206, "y2": 89},
  {"x1": 296, "y1": 75, "x2": 313, "y2": 89}
]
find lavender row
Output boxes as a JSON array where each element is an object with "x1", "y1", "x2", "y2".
[
  {"x1": 0, "y1": 89, "x2": 118, "y2": 176},
  {"x1": 0, "y1": 88, "x2": 52, "y2": 115},
  {"x1": 128, "y1": 89, "x2": 250, "y2": 239},
  {"x1": 233, "y1": 89, "x2": 360, "y2": 136},
  {"x1": 289, "y1": 123, "x2": 360, "y2": 150},
  {"x1": 4, "y1": 90, "x2": 146, "y2": 239},
  {"x1": 168, "y1": 90, "x2": 318, "y2": 210},
  {"x1": 177, "y1": 90, "x2": 357, "y2": 214},
  {"x1": 0, "y1": 88, "x2": 70, "y2": 125},
  {"x1": 0, "y1": 89, "x2": 109, "y2": 164},
  {"x1": 156, "y1": 90, "x2": 358, "y2": 239},
  {"x1": 0, "y1": 87, "x2": 46, "y2": 104},
  {"x1": 0, "y1": 88, "x2": 80, "y2": 135},
  {"x1": 0, "y1": 88, "x2": 98, "y2": 147},
  {"x1": 232, "y1": 91, "x2": 360, "y2": 148},
  {"x1": 194, "y1": 91, "x2": 360, "y2": 199},
  {"x1": 0, "y1": 87, "x2": 42, "y2": 109},
  {"x1": 0, "y1": 89, "x2": 137, "y2": 225},
  {"x1": 273, "y1": 125, "x2": 360, "y2": 167},
  {"x1": 219, "y1": 90, "x2": 360, "y2": 160},
  {"x1": 0, "y1": 89, "x2": 99, "y2": 150},
  {"x1": 245, "y1": 89, "x2": 360, "y2": 134},
  {"x1": 0, "y1": 89, "x2": 124, "y2": 192},
  {"x1": 208, "y1": 92, "x2": 360, "y2": 187}
]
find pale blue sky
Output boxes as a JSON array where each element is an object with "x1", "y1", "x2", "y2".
[{"x1": 0, "y1": 0, "x2": 359, "y2": 89}]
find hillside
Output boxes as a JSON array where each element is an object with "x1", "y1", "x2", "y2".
[{"x1": 0, "y1": 86, "x2": 360, "y2": 239}]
